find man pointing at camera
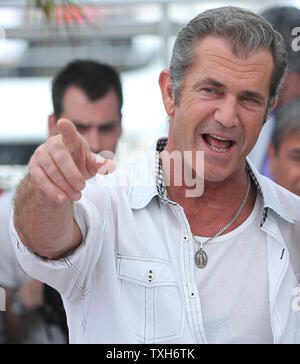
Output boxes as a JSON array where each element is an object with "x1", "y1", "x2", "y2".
[{"x1": 10, "y1": 7, "x2": 300, "y2": 344}]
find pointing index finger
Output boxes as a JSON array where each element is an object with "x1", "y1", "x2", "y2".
[{"x1": 57, "y1": 118, "x2": 82, "y2": 150}]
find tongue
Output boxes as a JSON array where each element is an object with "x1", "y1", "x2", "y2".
[{"x1": 205, "y1": 135, "x2": 231, "y2": 149}]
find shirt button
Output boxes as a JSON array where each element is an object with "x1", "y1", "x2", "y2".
[
  {"x1": 190, "y1": 292, "x2": 196, "y2": 298},
  {"x1": 183, "y1": 235, "x2": 189, "y2": 242},
  {"x1": 148, "y1": 271, "x2": 154, "y2": 282}
]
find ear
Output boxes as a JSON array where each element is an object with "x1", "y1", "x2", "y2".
[
  {"x1": 48, "y1": 114, "x2": 59, "y2": 137},
  {"x1": 158, "y1": 69, "x2": 175, "y2": 117}
]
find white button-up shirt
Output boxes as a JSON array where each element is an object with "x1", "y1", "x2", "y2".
[{"x1": 10, "y1": 139, "x2": 300, "y2": 344}]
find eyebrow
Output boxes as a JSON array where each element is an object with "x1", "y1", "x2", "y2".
[
  {"x1": 72, "y1": 120, "x2": 119, "y2": 129},
  {"x1": 193, "y1": 77, "x2": 267, "y2": 103},
  {"x1": 193, "y1": 78, "x2": 225, "y2": 90}
]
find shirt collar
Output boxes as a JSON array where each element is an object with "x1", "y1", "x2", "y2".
[
  {"x1": 128, "y1": 138, "x2": 163, "y2": 209},
  {"x1": 129, "y1": 138, "x2": 295, "y2": 225},
  {"x1": 245, "y1": 158, "x2": 294, "y2": 224}
]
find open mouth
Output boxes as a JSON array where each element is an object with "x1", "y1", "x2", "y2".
[{"x1": 202, "y1": 134, "x2": 235, "y2": 153}]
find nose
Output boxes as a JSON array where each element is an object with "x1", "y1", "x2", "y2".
[{"x1": 214, "y1": 96, "x2": 239, "y2": 128}]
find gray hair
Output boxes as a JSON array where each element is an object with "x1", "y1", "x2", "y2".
[
  {"x1": 271, "y1": 98, "x2": 300, "y2": 152},
  {"x1": 170, "y1": 6, "x2": 288, "y2": 111}
]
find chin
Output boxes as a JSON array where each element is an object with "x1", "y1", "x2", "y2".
[
  {"x1": 204, "y1": 170, "x2": 229, "y2": 183},
  {"x1": 202, "y1": 158, "x2": 232, "y2": 180}
]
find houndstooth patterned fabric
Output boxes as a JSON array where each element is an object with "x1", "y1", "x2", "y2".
[
  {"x1": 245, "y1": 163, "x2": 268, "y2": 226},
  {"x1": 155, "y1": 138, "x2": 269, "y2": 227},
  {"x1": 155, "y1": 138, "x2": 176, "y2": 205}
]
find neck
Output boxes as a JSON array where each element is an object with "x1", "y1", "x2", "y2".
[{"x1": 161, "y1": 150, "x2": 256, "y2": 237}]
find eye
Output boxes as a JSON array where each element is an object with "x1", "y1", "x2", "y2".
[
  {"x1": 239, "y1": 96, "x2": 264, "y2": 109},
  {"x1": 202, "y1": 87, "x2": 217, "y2": 94},
  {"x1": 243, "y1": 97, "x2": 256, "y2": 103},
  {"x1": 199, "y1": 88, "x2": 222, "y2": 98},
  {"x1": 98, "y1": 124, "x2": 117, "y2": 133},
  {"x1": 74, "y1": 123, "x2": 90, "y2": 132},
  {"x1": 288, "y1": 152, "x2": 300, "y2": 162},
  {"x1": 240, "y1": 95, "x2": 261, "y2": 106}
]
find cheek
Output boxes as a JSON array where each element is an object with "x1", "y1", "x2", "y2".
[
  {"x1": 243, "y1": 114, "x2": 264, "y2": 143},
  {"x1": 106, "y1": 132, "x2": 121, "y2": 147},
  {"x1": 286, "y1": 162, "x2": 300, "y2": 179},
  {"x1": 272, "y1": 156, "x2": 293, "y2": 181},
  {"x1": 174, "y1": 101, "x2": 211, "y2": 130}
]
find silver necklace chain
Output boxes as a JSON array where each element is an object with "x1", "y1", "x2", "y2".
[{"x1": 193, "y1": 174, "x2": 251, "y2": 269}]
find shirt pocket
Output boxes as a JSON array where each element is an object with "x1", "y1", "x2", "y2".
[{"x1": 117, "y1": 256, "x2": 183, "y2": 343}]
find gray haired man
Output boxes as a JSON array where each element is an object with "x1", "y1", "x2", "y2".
[
  {"x1": 268, "y1": 98, "x2": 300, "y2": 196},
  {"x1": 10, "y1": 7, "x2": 300, "y2": 344}
]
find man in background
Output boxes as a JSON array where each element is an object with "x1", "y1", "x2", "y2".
[
  {"x1": 249, "y1": 6, "x2": 300, "y2": 175},
  {"x1": 49, "y1": 60, "x2": 122, "y2": 154},
  {"x1": 268, "y1": 98, "x2": 300, "y2": 196},
  {"x1": 0, "y1": 59, "x2": 123, "y2": 343}
]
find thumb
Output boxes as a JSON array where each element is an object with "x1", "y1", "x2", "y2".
[{"x1": 86, "y1": 152, "x2": 116, "y2": 177}]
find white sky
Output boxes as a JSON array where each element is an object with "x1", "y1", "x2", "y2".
[
  {"x1": 0, "y1": 0, "x2": 299, "y2": 152},
  {"x1": 0, "y1": 60, "x2": 168, "y2": 152}
]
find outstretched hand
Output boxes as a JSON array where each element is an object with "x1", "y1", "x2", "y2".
[{"x1": 28, "y1": 119, "x2": 115, "y2": 203}]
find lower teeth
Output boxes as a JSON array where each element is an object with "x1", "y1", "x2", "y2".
[{"x1": 208, "y1": 144, "x2": 229, "y2": 152}]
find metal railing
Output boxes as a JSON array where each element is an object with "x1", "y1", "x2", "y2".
[{"x1": 0, "y1": 0, "x2": 283, "y2": 66}]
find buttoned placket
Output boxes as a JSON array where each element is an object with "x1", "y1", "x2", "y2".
[
  {"x1": 161, "y1": 200, "x2": 208, "y2": 344},
  {"x1": 175, "y1": 204, "x2": 209, "y2": 344}
]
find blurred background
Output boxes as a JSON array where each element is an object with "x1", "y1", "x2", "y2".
[{"x1": 0, "y1": 0, "x2": 299, "y2": 190}]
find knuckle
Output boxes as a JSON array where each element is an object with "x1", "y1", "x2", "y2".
[
  {"x1": 52, "y1": 148, "x2": 68, "y2": 165},
  {"x1": 48, "y1": 135, "x2": 60, "y2": 146},
  {"x1": 28, "y1": 157, "x2": 35, "y2": 172},
  {"x1": 31, "y1": 168, "x2": 58, "y2": 201},
  {"x1": 47, "y1": 135, "x2": 64, "y2": 153},
  {"x1": 28, "y1": 157, "x2": 40, "y2": 176},
  {"x1": 34, "y1": 144, "x2": 45, "y2": 159},
  {"x1": 30, "y1": 168, "x2": 44, "y2": 186},
  {"x1": 44, "y1": 162, "x2": 57, "y2": 178}
]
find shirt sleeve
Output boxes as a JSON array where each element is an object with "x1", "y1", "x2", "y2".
[
  {"x1": 9, "y1": 177, "x2": 111, "y2": 301},
  {"x1": 0, "y1": 191, "x2": 30, "y2": 289}
]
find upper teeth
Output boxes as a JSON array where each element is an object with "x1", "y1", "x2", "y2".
[{"x1": 209, "y1": 134, "x2": 230, "y2": 141}]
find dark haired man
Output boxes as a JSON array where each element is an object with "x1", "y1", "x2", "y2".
[
  {"x1": 0, "y1": 59, "x2": 123, "y2": 343},
  {"x1": 49, "y1": 60, "x2": 122, "y2": 154}
]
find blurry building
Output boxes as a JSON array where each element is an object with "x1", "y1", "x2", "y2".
[{"x1": 0, "y1": 0, "x2": 299, "y2": 190}]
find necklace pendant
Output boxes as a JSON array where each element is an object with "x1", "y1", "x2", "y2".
[{"x1": 195, "y1": 248, "x2": 208, "y2": 269}]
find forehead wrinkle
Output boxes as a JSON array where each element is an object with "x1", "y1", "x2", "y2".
[{"x1": 204, "y1": 55, "x2": 269, "y2": 79}]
